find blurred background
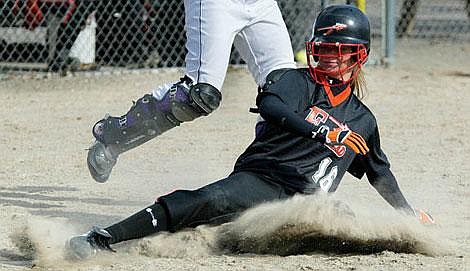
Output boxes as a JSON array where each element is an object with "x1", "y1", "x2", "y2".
[{"x1": 0, "y1": 0, "x2": 469, "y2": 75}]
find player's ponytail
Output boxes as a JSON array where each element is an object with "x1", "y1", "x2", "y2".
[{"x1": 352, "y1": 68, "x2": 367, "y2": 100}]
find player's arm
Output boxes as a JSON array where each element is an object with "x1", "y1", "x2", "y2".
[
  {"x1": 355, "y1": 125, "x2": 412, "y2": 212},
  {"x1": 355, "y1": 125, "x2": 435, "y2": 224},
  {"x1": 367, "y1": 161, "x2": 435, "y2": 224},
  {"x1": 367, "y1": 169, "x2": 414, "y2": 214},
  {"x1": 258, "y1": 93, "x2": 314, "y2": 137},
  {"x1": 257, "y1": 71, "x2": 367, "y2": 154},
  {"x1": 256, "y1": 70, "x2": 314, "y2": 137}
]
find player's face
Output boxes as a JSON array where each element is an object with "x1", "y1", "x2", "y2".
[
  {"x1": 306, "y1": 41, "x2": 367, "y2": 86},
  {"x1": 317, "y1": 44, "x2": 354, "y2": 79}
]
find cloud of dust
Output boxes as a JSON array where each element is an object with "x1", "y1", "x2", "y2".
[
  {"x1": 7, "y1": 195, "x2": 454, "y2": 266},
  {"x1": 9, "y1": 215, "x2": 82, "y2": 268},
  {"x1": 9, "y1": 214, "x2": 217, "y2": 266},
  {"x1": 113, "y1": 193, "x2": 454, "y2": 259},
  {"x1": 216, "y1": 194, "x2": 454, "y2": 256},
  {"x1": 124, "y1": 225, "x2": 218, "y2": 258},
  {"x1": 9, "y1": 215, "x2": 123, "y2": 268}
]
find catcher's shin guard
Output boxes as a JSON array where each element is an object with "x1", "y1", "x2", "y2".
[{"x1": 92, "y1": 77, "x2": 222, "y2": 155}]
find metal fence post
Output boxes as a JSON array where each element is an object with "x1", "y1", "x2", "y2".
[{"x1": 382, "y1": 0, "x2": 395, "y2": 67}]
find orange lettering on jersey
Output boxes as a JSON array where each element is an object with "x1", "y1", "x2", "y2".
[
  {"x1": 305, "y1": 106, "x2": 329, "y2": 125},
  {"x1": 305, "y1": 106, "x2": 347, "y2": 158},
  {"x1": 326, "y1": 145, "x2": 346, "y2": 157}
]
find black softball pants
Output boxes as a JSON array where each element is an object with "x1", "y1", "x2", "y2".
[{"x1": 157, "y1": 171, "x2": 293, "y2": 232}]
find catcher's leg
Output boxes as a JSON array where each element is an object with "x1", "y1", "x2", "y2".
[{"x1": 87, "y1": 76, "x2": 221, "y2": 182}]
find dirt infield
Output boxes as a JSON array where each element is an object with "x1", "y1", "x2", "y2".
[{"x1": 1, "y1": 40, "x2": 469, "y2": 270}]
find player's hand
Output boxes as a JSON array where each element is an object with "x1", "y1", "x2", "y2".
[
  {"x1": 415, "y1": 209, "x2": 436, "y2": 225},
  {"x1": 326, "y1": 127, "x2": 369, "y2": 155}
]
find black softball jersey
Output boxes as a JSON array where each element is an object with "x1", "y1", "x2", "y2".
[{"x1": 233, "y1": 69, "x2": 394, "y2": 194}]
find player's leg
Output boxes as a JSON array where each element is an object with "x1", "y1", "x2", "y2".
[
  {"x1": 184, "y1": 0, "x2": 246, "y2": 89},
  {"x1": 87, "y1": 77, "x2": 221, "y2": 182},
  {"x1": 66, "y1": 171, "x2": 292, "y2": 259},
  {"x1": 233, "y1": 0, "x2": 296, "y2": 86},
  {"x1": 157, "y1": 171, "x2": 292, "y2": 231},
  {"x1": 87, "y1": 0, "x2": 243, "y2": 183}
]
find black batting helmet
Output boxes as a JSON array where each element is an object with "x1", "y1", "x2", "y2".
[{"x1": 311, "y1": 5, "x2": 370, "y2": 52}]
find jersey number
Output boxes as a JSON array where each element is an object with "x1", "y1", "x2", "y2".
[{"x1": 312, "y1": 157, "x2": 337, "y2": 192}]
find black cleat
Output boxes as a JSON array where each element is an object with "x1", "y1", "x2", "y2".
[
  {"x1": 87, "y1": 141, "x2": 117, "y2": 183},
  {"x1": 65, "y1": 226, "x2": 115, "y2": 260}
]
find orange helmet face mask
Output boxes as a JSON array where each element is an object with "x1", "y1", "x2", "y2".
[{"x1": 306, "y1": 42, "x2": 368, "y2": 86}]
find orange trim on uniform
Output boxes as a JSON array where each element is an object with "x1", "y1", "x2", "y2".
[{"x1": 323, "y1": 84, "x2": 351, "y2": 107}]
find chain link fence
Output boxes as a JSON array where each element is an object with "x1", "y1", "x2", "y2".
[
  {"x1": 1, "y1": 0, "x2": 469, "y2": 74},
  {"x1": 397, "y1": 0, "x2": 470, "y2": 40}
]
